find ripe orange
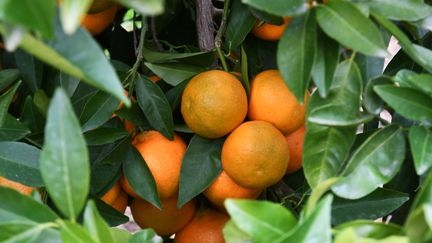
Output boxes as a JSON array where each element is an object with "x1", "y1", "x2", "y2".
[
  {"x1": 119, "y1": 175, "x2": 138, "y2": 198},
  {"x1": 222, "y1": 121, "x2": 290, "y2": 189},
  {"x1": 285, "y1": 125, "x2": 306, "y2": 174},
  {"x1": 131, "y1": 131, "x2": 186, "y2": 199},
  {"x1": 251, "y1": 17, "x2": 292, "y2": 41},
  {"x1": 88, "y1": 0, "x2": 114, "y2": 13},
  {"x1": 131, "y1": 197, "x2": 196, "y2": 236},
  {"x1": 81, "y1": 4, "x2": 117, "y2": 36},
  {"x1": 174, "y1": 209, "x2": 229, "y2": 243},
  {"x1": 0, "y1": 176, "x2": 35, "y2": 195},
  {"x1": 101, "y1": 182, "x2": 122, "y2": 205},
  {"x1": 204, "y1": 171, "x2": 261, "y2": 209},
  {"x1": 181, "y1": 70, "x2": 248, "y2": 139},
  {"x1": 248, "y1": 70, "x2": 309, "y2": 135},
  {"x1": 111, "y1": 190, "x2": 128, "y2": 213}
]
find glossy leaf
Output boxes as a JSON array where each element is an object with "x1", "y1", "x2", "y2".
[
  {"x1": 409, "y1": 126, "x2": 432, "y2": 175},
  {"x1": 355, "y1": 53, "x2": 387, "y2": 85},
  {"x1": 165, "y1": 79, "x2": 189, "y2": 111},
  {"x1": 333, "y1": 126, "x2": 406, "y2": 199},
  {"x1": 225, "y1": 0, "x2": 256, "y2": 51},
  {"x1": 20, "y1": 96, "x2": 45, "y2": 133},
  {"x1": 332, "y1": 188, "x2": 409, "y2": 225},
  {"x1": 142, "y1": 46, "x2": 212, "y2": 64},
  {"x1": 395, "y1": 71, "x2": 432, "y2": 97},
  {"x1": 114, "y1": 0, "x2": 164, "y2": 16},
  {"x1": 52, "y1": 71, "x2": 81, "y2": 97},
  {"x1": 316, "y1": 0, "x2": 388, "y2": 58},
  {"x1": 129, "y1": 229, "x2": 163, "y2": 243},
  {"x1": 93, "y1": 196, "x2": 129, "y2": 227},
  {"x1": 363, "y1": 76, "x2": 393, "y2": 115},
  {"x1": 114, "y1": 103, "x2": 149, "y2": 127},
  {"x1": 0, "y1": 81, "x2": 21, "y2": 126},
  {"x1": 308, "y1": 60, "x2": 370, "y2": 126},
  {"x1": 334, "y1": 220, "x2": 403, "y2": 239},
  {"x1": 84, "y1": 128, "x2": 129, "y2": 146},
  {"x1": 374, "y1": 85, "x2": 432, "y2": 122},
  {"x1": 277, "y1": 11, "x2": 316, "y2": 102},
  {"x1": 0, "y1": 114, "x2": 31, "y2": 141},
  {"x1": 241, "y1": 0, "x2": 308, "y2": 17},
  {"x1": 83, "y1": 201, "x2": 115, "y2": 243},
  {"x1": 40, "y1": 88, "x2": 90, "y2": 219},
  {"x1": 303, "y1": 122, "x2": 356, "y2": 189},
  {"x1": 240, "y1": 46, "x2": 250, "y2": 97},
  {"x1": 59, "y1": 0, "x2": 92, "y2": 34},
  {"x1": 312, "y1": 31, "x2": 339, "y2": 98},
  {"x1": 367, "y1": 0, "x2": 432, "y2": 21},
  {"x1": 0, "y1": 142, "x2": 42, "y2": 187},
  {"x1": 123, "y1": 146, "x2": 161, "y2": 208},
  {"x1": 0, "y1": 69, "x2": 20, "y2": 92},
  {"x1": 14, "y1": 49, "x2": 43, "y2": 92},
  {"x1": 178, "y1": 135, "x2": 224, "y2": 208},
  {"x1": 144, "y1": 62, "x2": 203, "y2": 86},
  {"x1": 225, "y1": 199, "x2": 298, "y2": 242},
  {"x1": 0, "y1": 225, "x2": 61, "y2": 243},
  {"x1": 223, "y1": 220, "x2": 254, "y2": 243},
  {"x1": 59, "y1": 220, "x2": 96, "y2": 243},
  {"x1": 136, "y1": 75, "x2": 174, "y2": 140}
]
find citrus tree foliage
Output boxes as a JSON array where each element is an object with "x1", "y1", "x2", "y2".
[{"x1": 1, "y1": 0, "x2": 432, "y2": 242}]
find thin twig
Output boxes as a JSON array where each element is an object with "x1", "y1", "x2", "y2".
[
  {"x1": 151, "y1": 17, "x2": 164, "y2": 51},
  {"x1": 125, "y1": 18, "x2": 147, "y2": 96},
  {"x1": 215, "y1": 0, "x2": 231, "y2": 71}
]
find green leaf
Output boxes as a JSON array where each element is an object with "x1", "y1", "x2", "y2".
[
  {"x1": 129, "y1": 229, "x2": 163, "y2": 243},
  {"x1": 225, "y1": 0, "x2": 256, "y2": 51},
  {"x1": 405, "y1": 204, "x2": 432, "y2": 243},
  {"x1": 363, "y1": 76, "x2": 393, "y2": 115},
  {"x1": 111, "y1": 228, "x2": 131, "y2": 243},
  {"x1": 312, "y1": 31, "x2": 339, "y2": 98},
  {"x1": 332, "y1": 125, "x2": 406, "y2": 199},
  {"x1": 84, "y1": 128, "x2": 129, "y2": 146},
  {"x1": 14, "y1": 49, "x2": 43, "y2": 93},
  {"x1": 0, "y1": 186, "x2": 58, "y2": 223},
  {"x1": 241, "y1": 0, "x2": 308, "y2": 17},
  {"x1": 303, "y1": 122, "x2": 356, "y2": 189},
  {"x1": 114, "y1": 103, "x2": 149, "y2": 127},
  {"x1": 144, "y1": 62, "x2": 203, "y2": 86},
  {"x1": 52, "y1": 71, "x2": 81, "y2": 97},
  {"x1": 277, "y1": 195, "x2": 333, "y2": 243},
  {"x1": 83, "y1": 201, "x2": 115, "y2": 243},
  {"x1": 334, "y1": 227, "x2": 407, "y2": 243},
  {"x1": 93, "y1": 196, "x2": 129, "y2": 227},
  {"x1": 142, "y1": 46, "x2": 212, "y2": 64},
  {"x1": 20, "y1": 96, "x2": 45, "y2": 133},
  {"x1": 0, "y1": 0, "x2": 55, "y2": 38},
  {"x1": 367, "y1": 0, "x2": 432, "y2": 21},
  {"x1": 374, "y1": 85, "x2": 432, "y2": 122},
  {"x1": 249, "y1": 7, "x2": 284, "y2": 25},
  {"x1": 355, "y1": 53, "x2": 387, "y2": 85},
  {"x1": 332, "y1": 188, "x2": 409, "y2": 225},
  {"x1": 40, "y1": 88, "x2": 90, "y2": 219},
  {"x1": 0, "y1": 224, "x2": 61, "y2": 243},
  {"x1": 308, "y1": 60, "x2": 369, "y2": 126},
  {"x1": 225, "y1": 199, "x2": 298, "y2": 242},
  {"x1": 277, "y1": 11, "x2": 316, "y2": 102},
  {"x1": 334, "y1": 220, "x2": 402, "y2": 239},
  {"x1": 223, "y1": 220, "x2": 254, "y2": 243},
  {"x1": 136, "y1": 75, "x2": 174, "y2": 140},
  {"x1": 0, "y1": 142, "x2": 43, "y2": 187},
  {"x1": 59, "y1": 220, "x2": 96, "y2": 243},
  {"x1": 0, "y1": 114, "x2": 31, "y2": 141},
  {"x1": 79, "y1": 91, "x2": 121, "y2": 132},
  {"x1": 178, "y1": 135, "x2": 224, "y2": 208},
  {"x1": 409, "y1": 126, "x2": 432, "y2": 176},
  {"x1": 123, "y1": 146, "x2": 161, "y2": 208},
  {"x1": 0, "y1": 19, "x2": 129, "y2": 106},
  {"x1": 165, "y1": 79, "x2": 189, "y2": 111},
  {"x1": 59, "y1": 0, "x2": 92, "y2": 34},
  {"x1": 395, "y1": 71, "x2": 432, "y2": 97},
  {"x1": 0, "y1": 69, "x2": 20, "y2": 92},
  {"x1": 316, "y1": 0, "x2": 388, "y2": 57},
  {"x1": 33, "y1": 89, "x2": 50, "y2": 117},
  {"x1": 0, "y1": 81, "x2": 21, "y2": 126},
  {"x1": 240, "y1": 46, "x2": 250, "y2": 97},
  {"x1": 114, "y1": 0, "x2": 164, "y2": 16}
]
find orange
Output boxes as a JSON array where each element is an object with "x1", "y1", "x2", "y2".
[
  {"x1": 148, "y1": 75, "x2": 160, "y2": 83},
  {"x1": 101, "y1": 182, "x2": 122, "y2": 205},
  {"x1": 222, "y1": 121, "x2": 290, "y2": 189},
  {"x1": 251, "y1": 17, "x2": 292, "y2": 41},
  {"x1": 174, "y1": 209, "x2": 229, "y2": 243},
  {"x1": 0, "y1": 176, "x2": 35, "y2": 195},
  {"x1": 248, "y1": 70, "x2": 309, "y2": 134},
  {"x1": 285, "y1": 125, "x2": 306, "y2": 174},
  {"x1": 88, "y1": 0, "x2": 114, "y2": 13},
  {"x1": 204, "y1": 171, "x2": 261, "y2": 209},
  {"x1": 81, "y1": 4, "x2": 118, "y2": 36},
  {"x1": 181, "y1": 70, "x2": 248, "y2": 139},
  {"x1": 131, "y1": 197, "x2": 196, "y2": 236},
  {"x1": 119, "y1": 175, "x2": 139, "y2": 198},
  {"x1": 131, "y1": 131, "x2": 186, "y2": 199},
  {"x1": 111, "y1": 190, "x2": 128, "y2": 213}
]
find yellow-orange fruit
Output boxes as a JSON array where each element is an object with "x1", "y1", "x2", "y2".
[
  {"x1": 248, "y1": 70, "x2": 309, "y2": 134},
  {"x1": 81, "y1": 4, "x2": 117, "y2": 36},
  {"x1": 101, "y1": 182, "x2": 122, "y2": 205},
  {"x1": 181, "y1": 70, "x2": 248, "y2": 138},
  {"x1": 174, "y1": 209, "x2": 229, "y2": 243},
  {"x1": 131, "y1": 197, "x2": 196, "y2": 236},
  {"x1": 0, "y1": 176, "x2": 35, "y2": 195},
  {"x1": 251, "y1": 17, "x2": 292, "y2": 41},
  {"x1": 111, "y1": 190, "x2": 128, "y2": 213},
  {"x1": 120, "y1": 175, "x2": 139, "y2": 198},
  {"x1": 222, "y1": 121, "x2": 290, "y2": 189},
  {"x1": 204, "y1": 171, "x2": 261, "y2": 209},
  {"x1": 285, "y1": 125, "x2": 306, "y2": 174}
]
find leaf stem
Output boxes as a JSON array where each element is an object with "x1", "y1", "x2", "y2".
[{"x1": 215, "y1": 0, "x2": 231, "y2": 72}]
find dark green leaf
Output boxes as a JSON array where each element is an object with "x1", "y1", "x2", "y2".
[
  {"x1": 225, "y1": 0, "x2": 256, "y2": 51},
  {"x1": 303, "y1": 122, "x2": 356, "y2": 189},
  {"x1": 240, "y1": 46, "x2": 250, "y2": 96},
  {"x1": 409, "y1": 126, "x2": 432, "y2": 176},
  {"x1": 20, "y1": 96, "x2": 45, "y2": 133},
  {"x1": 93, "y1": 196, "x2": 129, "y2": 227},
  {"x1": 225, "y1": 199, "x2": 297, "y2": 242},
  {"x1": 355, "y1": 53, "x2": 386, "y2": 85},
  {"x1": 317, "y1": 0, "x2": 388, "y2": 57},
  {"x1": 0, "y1": 114, "x2": 31, "y2": 141},
  {"x1": 114, "y1": 103, "x2": 149, "y2": 127},
  {"x1": 333, "y1": 126, "x2": 406, "y2": 199},
  {"x1": 0, "y1": 141, "x2": 42, "y2": 187},
  {"x1": 144, "y1": 62, "x2": 203, "y2": 86},
  {"x1": 363, "y1": 76, "x2": 393, "y2": 115},
  {"x1": 40, "y1": 88, "x2": 90, "y2": 219},
  {"x1": 79, "y1": 91, "x2": 120, "y2": 132},
  {"x1": 241, "y1": 0, "x2": 308, "y2": 17},
  {"x1": 164, "y1": 80, "x2": 189, "y2": 111},
  {"x1": 14, "y1": 49, "x2": 43, "y2": 93},
  {"x1": 367, "y1": 0, "x2": 432, "y2": 21},
  {"x1": 59, "y1": 0, "x2": 92, "y2": 34},
  {"x1": 33, "y1": 89, "x2": 50, "y2": 117},
  {"x1": 0, "y1": 69, "x2": 20, "y2": 92},
  {"x1": 52, "y1": 71, "x2": 81, "y2": 97},
  {"x1": 142, "y1": 46, "x2": 211, "y2": 64},
  {"x1": 85, "y1": 128, "x2": 129, "y2": 146},
  {"x1": 374, "y1": 85, "x2": 432, "y2": 122},
  {"x1": 0, "y1": 81, "x2": 21, "y2": 126},
  {"x1": 249, "y1": 7, "x2": 284, "y2": 25},
  {"x1": 136, "y1": 75, "x2": 174, "y2": 140},
  {"x1": 129, "y1": 229, "x2": 163, "y2": 243},
  {"x1": 84, "y1": 201, "x2": 115, "y2": 243},
  {"x1": 178, "y1": 135, "x2": 224, "y2": 208},
  {"x1": 277, "y1": 11, "x2": 316, "y2": 102}
]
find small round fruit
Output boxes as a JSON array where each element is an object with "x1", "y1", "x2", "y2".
[
  {"x1": 174, "y1": 209, "x2": 229, "y2": 243},
  {"x1": 222, "y1": 121, "x2": 290, "y2": 189},
  {"x1": 251, "y1": 17, "x2": 292, "y2": 41},
  {"x1": 248, "y1": 70, "x2": 309, "y2": 134},
  {"x1": 101, "y1": 182, "x2": 121, "y2": 205},
  {"x1": 204, "y1": 171, "x2": 261, "y2": 209},
  {"x1": 285, "y1": 125, "x2": 306, "y2": 174},
  {"x1": 111, "y1": 190, "x2": 128, "y2": 213},
  {"x1": 0, "y1": 176, "x2": 35, "y2": 195},
  {"x1": 181, "y1": 70, "x2": 248, "y2": 138},
  {"x1": 81, "y1": 4, "x2": 118, "y2": 36},
  {"x1": 131, "y1": 197, "x2": 196, "y2": 236}
]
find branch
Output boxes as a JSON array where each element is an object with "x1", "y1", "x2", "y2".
[{"x1": 195, "y1": 0, "x2": 215, "y2": 51}]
